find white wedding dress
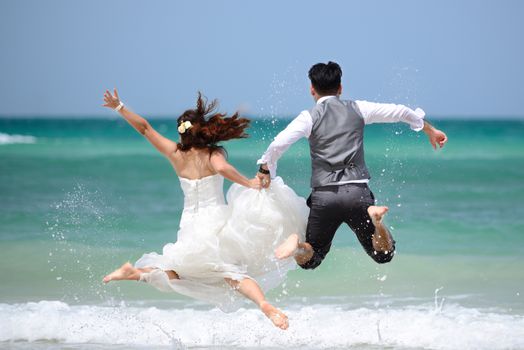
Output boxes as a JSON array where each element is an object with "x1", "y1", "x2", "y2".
[{"x1": 134, "y1": 174, "x2": 308, "y2": 311}]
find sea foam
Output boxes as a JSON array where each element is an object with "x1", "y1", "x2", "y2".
[
  {"x1": 0, "y1": 132, "x2": 36, "y2": 145},
  {"x1": 1, "y1": 301, "x2": 523, "y2": 349}
]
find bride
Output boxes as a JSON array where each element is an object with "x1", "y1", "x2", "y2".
[{"x1": 101, "y1": 89, "x2": 308, "y2": 330}]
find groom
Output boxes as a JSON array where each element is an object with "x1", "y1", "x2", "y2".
[{"x1": 256, "y1": 61, "x2": 447, "y2": 269}]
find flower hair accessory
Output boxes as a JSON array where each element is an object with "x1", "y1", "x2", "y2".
[{"x1": 178, "y1": 120, "x2": 193, "y2": 134}]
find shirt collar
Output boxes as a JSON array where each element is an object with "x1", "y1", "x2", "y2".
[{"x1": 316, "y1": 95, "x2": 337, "y2": 104}]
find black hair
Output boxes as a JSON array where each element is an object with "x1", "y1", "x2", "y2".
[{"x1": 308, "y1": 61, "x2": 342, "y2": 95}]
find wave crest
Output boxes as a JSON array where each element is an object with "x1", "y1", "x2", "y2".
[
  {"x1": 0, "y1": 132, "x2": 36, "y2": 145},
  {"x1": 1, "y1": 300, "x2": 523, "y2": 349}
]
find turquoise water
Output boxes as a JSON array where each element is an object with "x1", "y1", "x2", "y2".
[{"x1": 1, "y1": 118, "x2": 524, "y2": 349}]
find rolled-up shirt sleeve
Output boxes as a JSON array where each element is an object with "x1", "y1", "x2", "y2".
[
  {"x1": 257, "y1": 111, "x2": 312, "y2": 178},
  {"x1": 355, "y1": 100, "x2": 425, "y2": 131}
]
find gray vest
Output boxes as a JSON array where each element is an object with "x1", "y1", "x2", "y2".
[{"x1": 308, "y1": 97, "x2": 370, "y2": 188}]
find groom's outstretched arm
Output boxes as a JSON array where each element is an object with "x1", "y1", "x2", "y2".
[
  {"x1": 356, "y1": 100, "x2": 448, "y2": 149},
  {"x1": 257, "y1": 111, "x2": 312, "y2": 182}
]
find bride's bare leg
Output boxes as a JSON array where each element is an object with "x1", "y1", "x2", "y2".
[
  {"x1": 103, "y1": 262, "x2": 179, "y2": 283},
  {"x1": 225, "y1": 277, "x2": 289, "y2": 330}
]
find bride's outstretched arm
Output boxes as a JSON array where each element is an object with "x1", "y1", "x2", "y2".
[
  {"x1": 210, "y1": 151, "x2": 261, "y2": 190},
  {"x1": 102, "y1": 88, "x2": 178, "y2": 157}
]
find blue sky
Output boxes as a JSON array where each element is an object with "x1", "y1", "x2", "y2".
[{"x1": 0, "y1": 0, "x2": 523, "y2": 118}]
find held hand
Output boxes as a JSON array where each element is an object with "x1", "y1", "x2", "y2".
[
  {"x1": 102, "y1": 88, "x2": 121, "y2": 110},
  {"x1": 257, "y1": 172, "x2": 271, "y2": 188},
  {"x1": 248, "y1": 177, "x2": 262, "y2": 190}
]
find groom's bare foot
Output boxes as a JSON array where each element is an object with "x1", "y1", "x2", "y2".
[
  {"x1": 367, "y1": 206, "x2": 389, "y2": 225},
  {"x1": 260, "y1": 301, "x2": 289, "y2": 330},
  {"x1": 103, "y1": 262, "x2": 138, "y2": 283},
  {"x1": 275, "y1": 233, "x2": 299, "y2": 260}
]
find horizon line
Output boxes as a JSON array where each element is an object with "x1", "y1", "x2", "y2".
[{"x1": 0, "y1": 114, "x2": 523, "y2": 121}]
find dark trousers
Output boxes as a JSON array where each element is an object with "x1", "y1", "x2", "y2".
[{"x1": 299, "y1": 183, "x2": 395, "y2": 270}]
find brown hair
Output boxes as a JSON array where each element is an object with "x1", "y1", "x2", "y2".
[{"x1": 177, "y1": 92, "x2": 250, "y2": 154}]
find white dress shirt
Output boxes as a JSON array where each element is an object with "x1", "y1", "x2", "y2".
[{"x1": 257, "y1": 96, "x2": 426, "y2": 181}]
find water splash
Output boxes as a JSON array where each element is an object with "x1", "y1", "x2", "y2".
[
  {"x1": 434, "y1": 286, "x2": 446, "y2": 313},
  {"x1": 45, "y1": 183, "x2": 125, "y2": 304},
  {"x1": 251, "y1": 63, "x2": 310, "y2": 184},
  {"x1": 373, "y1": 65, "x2": 423, "y2": 227}
]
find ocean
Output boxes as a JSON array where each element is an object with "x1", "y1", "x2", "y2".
[{"x1": 1, "y1": 117, "x2": 523, "y2": 349}]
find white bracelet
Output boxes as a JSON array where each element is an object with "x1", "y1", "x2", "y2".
[{"x1": 115, "y1": 101, "x2": 124, "y2": 111}]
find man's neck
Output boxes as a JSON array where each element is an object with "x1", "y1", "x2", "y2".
[{"x1": 316, "y1": 95, "x2": 337, "y2": 104}]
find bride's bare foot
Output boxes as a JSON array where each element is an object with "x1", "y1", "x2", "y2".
[
  {"x1": 275, "y1": 233, "x2": 299, "y2": 260},
  {"x1": 367, "y1": 206, "x2": 389, "y2": 225},
  {"x1": 260, "y1": 301, "x2": 289, "y2": 330},
  {"x1": 102, "y1": 262, "x2": 139, "y2": 283}
]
